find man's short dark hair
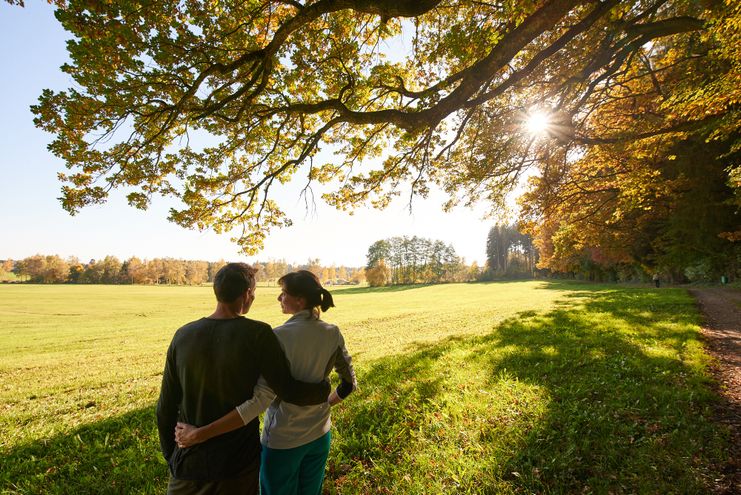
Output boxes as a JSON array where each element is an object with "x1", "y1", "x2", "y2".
[{"x1": 213, "y1": 263, "x2": 257, "y2": 302}]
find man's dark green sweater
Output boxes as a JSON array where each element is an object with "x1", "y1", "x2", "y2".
[{"x1": 156, "y1": 316, "x2": 330, "y2": 480}]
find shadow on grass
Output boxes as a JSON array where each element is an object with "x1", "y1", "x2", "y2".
[
  {"x1": 335, "y1": 280, "x2": 534, "y2": 296},
  {"x1": 1, "y1": 407, "x2": 168, "y2": 495},
  {"x1": 334, "y1": 284, "x2": 436, "y2": 295},
  {"x1": 328, "y1": 287, "x2": 729, "y2": 494}
]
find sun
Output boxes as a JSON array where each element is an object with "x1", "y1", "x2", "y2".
[{"x1": 524, "y1": 110, "x2": 551, "y2": 135}]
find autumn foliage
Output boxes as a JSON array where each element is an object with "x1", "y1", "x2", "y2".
[
  {"x1": 519, "y1": 0, "x2": 740, "y2": 281},
  {"x1": 16, "y1": 0, "x2": 737, "y2": 280}
]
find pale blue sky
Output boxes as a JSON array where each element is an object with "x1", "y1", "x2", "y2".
[{"x1": 0, "y1": 2, "x2": 497, "y2": 267}]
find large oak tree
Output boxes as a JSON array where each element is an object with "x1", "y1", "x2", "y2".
[{"x1": 29, "y1": 0, "x2": 728, "y2": 253}]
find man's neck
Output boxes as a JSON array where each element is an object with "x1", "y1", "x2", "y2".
[{"x1": 209, "y1": 302, "x2": 242, "y2": 319}]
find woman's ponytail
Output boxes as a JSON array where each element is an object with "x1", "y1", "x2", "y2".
[{"x1": 319, "y1": 288, "x2": 335, "y2": 312}]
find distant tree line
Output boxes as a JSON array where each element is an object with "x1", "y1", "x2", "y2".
[
  {"x1": 365, "y1": 236, "x2": 480, "y2": 287},
  {"x1": 1, "y1": 255, "x2": 364, "y2": 286},
  {"x1": 253, "y1": 259, "x2": 365, "y2": 286}
]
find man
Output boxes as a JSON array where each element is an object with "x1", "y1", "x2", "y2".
[{"x1": 156, "y1": 263, "x2": 330, "y2": 494}]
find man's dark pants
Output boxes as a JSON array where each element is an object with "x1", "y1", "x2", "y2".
[{"x1": 166, "y1": 461, "x2": 259, "y2": 495}]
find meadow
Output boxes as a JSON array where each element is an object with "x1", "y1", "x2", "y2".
[{"x1": 0, "y1": 281, "x2": 731, "y2": 494}]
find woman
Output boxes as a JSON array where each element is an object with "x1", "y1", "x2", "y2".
[{"x1": 175, "y1": 270, "x2": 357, "y2": 495}]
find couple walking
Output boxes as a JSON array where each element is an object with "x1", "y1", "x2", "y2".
[{"x1": 156, "y1": 263, "x2": 357, "y2": 495}]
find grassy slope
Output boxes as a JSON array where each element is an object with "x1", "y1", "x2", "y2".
[{"x1": 0, "y1": 282, "x2": 730, "y2": 494}]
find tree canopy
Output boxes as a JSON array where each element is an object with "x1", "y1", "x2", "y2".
[
  {"x1": 519, "y1": 0, "x2": 739, "y2": 281},
  {"x1": 30, "y1": 0, "x2": 736, "y2": 254}
]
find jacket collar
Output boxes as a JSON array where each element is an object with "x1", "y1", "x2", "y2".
[{"x1": 286, "y1": 309, "x2": 312, "y2": 323}]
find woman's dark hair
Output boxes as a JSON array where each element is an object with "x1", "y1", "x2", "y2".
[{"x1": 278, "y1": 270, "x2": 334, "y2": 315}]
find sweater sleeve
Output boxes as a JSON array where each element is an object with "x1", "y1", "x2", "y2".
[
  {"x1": 332, "y1": 329, "x2": 357, "y2": 399},
  {"x1": 235, "y1": 377, "x2": 276, "y2": 423},
  {"x1": 256, "y1": 324, "x2": 330, "y2": 405},
  {"x1": 155, "y1": 341, "x2": 182, "y2": 461}
]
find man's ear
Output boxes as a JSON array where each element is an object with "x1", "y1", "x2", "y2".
[{"x1": 240, "y1": 290, "x2": 251, "y2": 312}]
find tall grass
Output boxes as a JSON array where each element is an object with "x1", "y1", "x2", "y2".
[{"x1": 0, "y1": 282, "x2": 731, "y2": 493}]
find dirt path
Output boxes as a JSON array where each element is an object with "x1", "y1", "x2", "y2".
[{"x1": 688, "y1": 288, "x2": 741, "y2": 494}]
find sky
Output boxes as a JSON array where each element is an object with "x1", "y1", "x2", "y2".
[{"x1": 0, "y1": 2, "x2": 503, "y2": 267}]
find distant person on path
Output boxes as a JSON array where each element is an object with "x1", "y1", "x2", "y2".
[
  {"x1": 653, "y1": 273, "x2": 661, "y2": 288},
  {"x1": 175, "y1": 270, "x2": 357, "y2": 495},
  {"x1": 156, "y1": 263, "x2": 330, "y2": 495}
]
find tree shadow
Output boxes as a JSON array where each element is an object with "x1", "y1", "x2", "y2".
[
  {"x1": 336, "y1": 279, "x2": 544, "y2": 296},
  {"x1": 474, "y1": 309, "x2": 715, "y2": 492},
  {"x1": 328, "y1": 288, "x2": 728, "y2": 494},
  {"x1": 328, "y1": 343, "x2": 448, "y2": 468},
  {"x1": 333, "y1": 284, "x2": 435, "y2": 295},
  {"x1": 1, "y1": 407, "x2": 168, "y2": 494}
]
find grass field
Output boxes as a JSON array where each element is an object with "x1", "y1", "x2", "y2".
[{"x1": 0, "y1": 281, "x2": 732, "y2": 494}]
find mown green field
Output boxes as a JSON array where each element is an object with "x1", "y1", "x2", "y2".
[{"x1": 0, "y1": 282, "x2": 731, "y2": 494}]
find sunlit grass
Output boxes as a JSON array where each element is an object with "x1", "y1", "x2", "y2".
[
  {"x1": 328, "y1": 286, "x2": 725, "y2": 494},
  {"x1": 0, "y1": 282, "x2": 731, "y2": 494}
]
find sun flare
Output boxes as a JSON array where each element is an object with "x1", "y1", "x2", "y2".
[{"x1": 525, "y1": 110, "x2": 551, "y2": 135}]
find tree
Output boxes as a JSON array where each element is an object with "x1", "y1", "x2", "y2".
[
  {"x1": 81, "y1": 259, "x2": 105, "y2": 284},
  {"x1": 17, "y1": 255, "x2": 69, "y2": 283},
  {"x1": 32, "y1": 0, "x2": 724, "y2": 254},
  {"x1": 160, "y1": 258, "x2": 187, "y2": 285},
  {"x1": 13, "y1": 259, "x2": 29, "y2": 282},
  {"x1": 98, "y1": 255, "x2": 122, "y2": 283},
  {"x1": 350, "y1": 267, "x2": 366, "y2": 285},
  {"x1": 366, "y1": 240, "x2": 391, "y2": 271},
  {"x1": 262, "y1": 259, "x2": 291, "y2": 283},
  {"x1": 485, "y1": 224, "x2": 536, "y2": 278},
  {"x1": 20, "y1": 255, "x2": 46, "y2": 283},
  {"x1": 302, "y1": 258, "x2": 321, "y2": 278},
  {"x1": 67, "y1": 257, "x2": 84, "y2": 283},
  {"x1": 468, "y1": 261, "x2": 482, "y2": 281},
  {"x1": 521, "y1": 134, "x2": 740, "y2": 281},
  {"x1": 519, "y1": 0, "x2": 741, "y2": 282},
  {"x1": 486, "y1": 225, "x2": 516, "y2": 274},
  {"x1": 0, "y1": 260, "x2": 14, "y2": 280},
  {"x1": 366, "y1": 259, "x2": 391, "y2": 287},
  {"x1": 208, "y1": 260, "x2": 226, "y2": 283},
  {"x1": 185, "y1": 260, "x2": 210, "y2": 285},
  {"x1": 43, "y1": 255, "x2": 69, "y2": 283},
  {"x1": 122, "y1": 256, "x2": 147, "y2": 284}
]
